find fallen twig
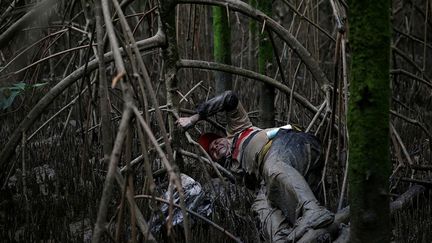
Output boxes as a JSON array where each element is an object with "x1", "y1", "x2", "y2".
[{"x1": 178, "y1": 149, "x2": 235, "y2": 182}]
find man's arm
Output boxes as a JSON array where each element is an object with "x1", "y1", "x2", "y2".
[
  {"x1": 176, "y1": 91, "x2": 239, "y2": 130},
  {"x1": 176, "y1": 113, "x2": 200, "y2": 130},
  {"x1": 195, "y1": 90, "x2": 239, "y2": 118}
]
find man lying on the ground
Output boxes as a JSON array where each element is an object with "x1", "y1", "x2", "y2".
[{"x1": 177, "y1": 90, "x2": 334, "y2": 242}]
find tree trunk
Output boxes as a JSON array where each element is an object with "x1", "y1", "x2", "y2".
[
  {"x1": 348, "y1": 0, "x2": 391, "y2": 242},
  {"x1": 160, "y1": 0, "x2": 180, "y2": 125},
  {"x1": 95, "y1": 0, "x2": 113, "y2": 163},
  {"x1": 248, "y1": 0, "x2": 257, "y2": 72},
  {"x1": 212, "y1": 6, "x2": 232, "y2": 94},
  {"x1": 257, "y1": 0, "x2": 274, "y2": 128},
  {"x1": 159, "y1": 1, "x2": 191, "y2": 241}
]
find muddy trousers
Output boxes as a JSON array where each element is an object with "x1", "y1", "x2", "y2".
[{"x1": 251, "y1": 130, "x2": 333, "y2": 242}]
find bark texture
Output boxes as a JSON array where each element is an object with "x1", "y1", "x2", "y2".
[
  {"x1": 348, "y1": 0, "x2": 391, "y2": 242},
  {"x1": 257, "y1": 0, "x2": 275, "y2": 128},
  {"x1": 212, "y1": 6, "x2": 233, "y2": 94},
  {"x1": 248, "y1": 0, "x2": 257, "y2": 72}
]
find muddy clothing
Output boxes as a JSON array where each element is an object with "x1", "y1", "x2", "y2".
[
  {"x1": 196, "y1": 91, "x2": 271, "y2": 179},
  {"x1": 196, "y1": 91, "x2": 319, "y2": 183},
  {"x1": 196, "y1": 91, "x2": 334, "y2": 242},
  {"x1": 196, "y1": 90, "x2": 253, "y2": 138}
]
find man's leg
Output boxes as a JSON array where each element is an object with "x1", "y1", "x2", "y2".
[
  {"x1": 252, "y1": 188, "x2": 292, "y2": 242},
  {"x1": 261, "y1": 130, "x2": 334, "y2": 241},
  {"x1": 262, "y1": 160, "x2": 334, "y2": 241}
]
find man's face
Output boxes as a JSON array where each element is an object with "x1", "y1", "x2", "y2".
[{"x1": 209, "y1": 138, "x2": 231, "y2": 161}]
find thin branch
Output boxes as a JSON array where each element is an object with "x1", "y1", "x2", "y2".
[
  {"x1": 280, "y1": 0, "x2": 335, "y2": 41},
  {"x1": 399, "y1": 177, "x2": 432, "y2": 187},
  {"x1": 111, "y1": 0, "x2": 175, "y2": 164},
  {"x1": 390, "y1": 123, "x2": 414, "y2": 165},
  {"x1": 393, "y1": 27, "x2": 432, "y2": 51},
  {"x1": 0, "y1": 28, "x2": 69, "y2": 74},
  {"x1": 390, "y1": 110, "x2": 432, "y2": 139},
  {"x1": 95, "y1": 0, "x2": 114, "y2": 163},
  {"x1": 177, "y1": 0, "x2": 330, "y2": 89},
  {"x1": 392, "y1": 46, "x2": 431, "y2": 83},
  {"x1": 306, "y1": 100, "x2": 327, "y2": 132},
  {"x1": 391, "y1": 69, "x2": 432, "y2": 89},
  {"x1": 0, "y1": 0, "x2": 57, "y2": 47},
  {"x1": 0, "y1": 32, "x2": 164, "y2": 169},
  {"x1": 177, "y1": 59, "x2": 319, "y2": 114},
  {"x1": 267, "y1": 29, "x2": 287, "y2": 84},
  {"x1": 0, "y1": 0, "x2": 19, "y2": 26},
  {"x1": 112, "y1": 1, "x2": 188, "y2": 237},
  {"x1": 180, "y1": 80, "x2": 204, "y2": 103},
  {"x1": 92, "y1": 107, "x2": 132, "y2": 242},
  {"x1": 101, "y1": 0, "x2": 125, "y2": 80},
  {"x1": 329, "y1": 0, "x2": 345, "y2": 32},
  {"x1": 10, "y1": 44, "x2": 96, "y2": 77},
  {"x1": 26, "y1": 81, "x2": 94, "y2": 141},
  {"x1": 178, "y1": 149, "x2": 235, "y2": 182},
  {"x1": 114, "y1": 169, "x2": 156, "y2": 241},
  {"x1": 132, "y1": 106, "x2": 190, "y2": 242},
  {"x1": 400, "y1": 164, "x2": 432, "y2": 171}
]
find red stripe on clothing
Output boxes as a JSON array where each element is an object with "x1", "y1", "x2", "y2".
[{"x1": 232, "y1": 127, "x2": 254, "y2": 161}]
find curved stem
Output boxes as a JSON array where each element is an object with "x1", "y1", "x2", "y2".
[
  {"x1": 0, "y1": 33, "x2": 165, "y2": 171},
  {"x1": 177, "y1": 0, "x2": 330, "y2": 89}
]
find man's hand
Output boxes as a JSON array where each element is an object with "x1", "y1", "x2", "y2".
[{"x1": 176, "y1": 114, "x2": 200, "y2": 130}]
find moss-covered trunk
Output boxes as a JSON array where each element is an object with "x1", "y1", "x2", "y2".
[
  {"x1": 248, "y1": 0, "x2": 257, "y2": 72},
  {"x1": 212, "y1": 6, "x2": 232, "y2": 94},
  {"x1": 257, "y1": 0, "x2": 274, "y2": 128},
  {"x1": 348, "y1": 0, "x2": 391, "y2": 242}
]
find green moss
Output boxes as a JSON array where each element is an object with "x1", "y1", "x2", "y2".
[
  {"x1": 256, "y1": 0, "x2": 275, "y2": 128},
  {"x1": 213, "y1": 6, "x2": 231, "y2": 64},
  {"x1": 257, "y1": 0, "x2": 272, "y2": 76},
  {"x1": 212, "y1": 6, "x2": 232, "y2": 93},
  {"x1": 348, "y1": 0, "x2": 391, "y2": 242}
]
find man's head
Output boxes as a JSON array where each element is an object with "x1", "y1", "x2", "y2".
[{"x1": 198, "y1": 133, "x2": 231, "y2": 162}]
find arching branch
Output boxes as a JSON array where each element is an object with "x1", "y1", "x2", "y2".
[
  {"x1": 177, "y1": 59, "x2": 319, "y2": 113},
  {"x1": 176, "y1": 0, "x2": 331, "y2": 89},
  {"x1": 0, "y1": 0, "x2": 57, "y2": 48},
  {"x1": 0, "y1": 32, "x2": 165, "y2": 170}
]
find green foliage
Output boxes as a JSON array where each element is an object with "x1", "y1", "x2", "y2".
[{"x1": 0, "y1": 82, "x2": 47, "y2": 110}]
